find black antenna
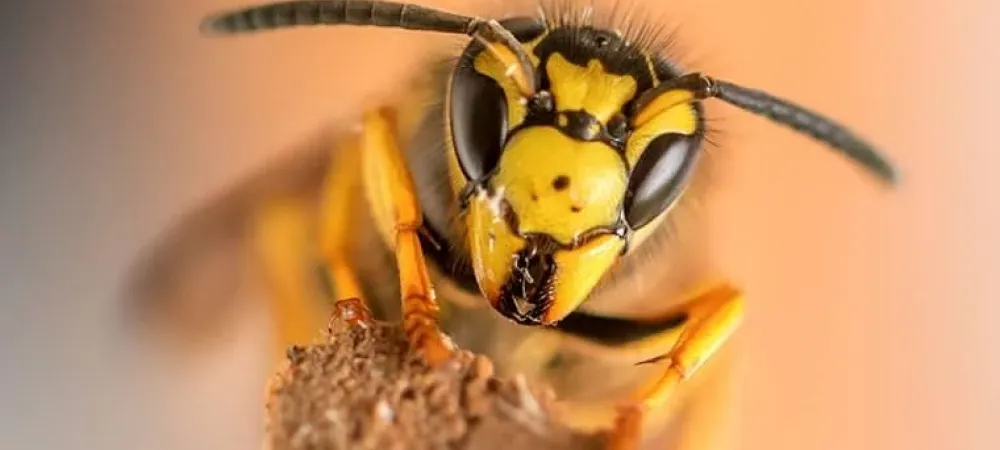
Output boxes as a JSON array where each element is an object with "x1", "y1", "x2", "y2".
[
  {"x1": 201, "y1": 0, "x2": 474, "y2": 35},
  {"x1": 201, "y1": 0, "x2": 538, "y2": 97},
  {"x1": 633, "y1": 73, "x2": 899, "y2": 185}
]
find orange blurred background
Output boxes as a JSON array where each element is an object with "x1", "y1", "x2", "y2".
[{"x1": 2, "y1": 0, "x2": 998, "y2": 449}]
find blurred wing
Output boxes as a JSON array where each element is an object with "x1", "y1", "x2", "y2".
[{"x1": 119, "y1": 124, "x2": 343, "y2": 355}]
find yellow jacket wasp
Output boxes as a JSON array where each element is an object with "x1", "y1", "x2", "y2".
[{"x1": 132, "y1": 0, "x2": 898, "y2": 448}]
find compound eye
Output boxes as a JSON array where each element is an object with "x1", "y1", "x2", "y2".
[
  {"x1": 450, "y1": 69, "x2": 508, "y2": 181},
  {"x1": 623, "y1": 134, "x2": 700, "y2": 229}
]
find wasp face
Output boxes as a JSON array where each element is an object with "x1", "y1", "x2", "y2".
[
  {"x1": 448, "y1": 21, "x2": 703, "y2": 325},
  {"x1": 463, "y1": 124, "x2": 630, "y2": 324}
]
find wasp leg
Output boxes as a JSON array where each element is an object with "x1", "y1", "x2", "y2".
[
  {"x1": 317, "y1": 132, "x2": 374, "y2": 329},
  {"x1": 607, "y1": 283, "x2": 744, "y2": 450},
  {"x1": 253, "y1": 130, "x2": 375, "y2": 361},
  {"x1": 252, "y1": 195, "x2": 329, "y2": 358},
  {"x1": 359, "y1": 107, "x2": 455, "y2": 366}
]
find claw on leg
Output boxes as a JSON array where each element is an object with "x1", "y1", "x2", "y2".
[
  {"x1": 606, "y1": 284, "x2": 744, "y2": 450},
  {"x1": 333, "y1": 297, "x2": 374, "y2": 329}
]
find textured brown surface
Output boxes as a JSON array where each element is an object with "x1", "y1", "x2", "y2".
[{"x1": 264, "y1": 312, "x2": 607, "y2": 450}]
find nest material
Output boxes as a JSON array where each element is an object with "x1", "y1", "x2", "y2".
[{"x1": 264, "y1": 313, "x2": 608, "y2": 450}]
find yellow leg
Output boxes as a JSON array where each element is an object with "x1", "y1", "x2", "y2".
[
  {"x1": 672, "y1": 349, "x2": 738, "y2": 450},
  {"x1": 253, "y1": 128, "x2": 370, "y2": 357},
  {"x1": 316, "y1": 132, "x2": 375, "y2": 328},
  {"x1": 608, "y1": 283, "x2": 745, "y2": 450},
  {"x1": 251, "y1": 194, "x2": 328, "y2": 359},
  {"x1": 359, "y1": 107, "x2": 455, "y2": 366}
]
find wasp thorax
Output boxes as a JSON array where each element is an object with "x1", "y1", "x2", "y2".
[{"x1": 490, "y1": 126, "x2": 627, "y2": 245}]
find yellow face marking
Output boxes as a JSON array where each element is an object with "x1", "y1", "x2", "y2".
[
  {"x1": 479, "y1": 44, "x2": 533, "y2": 97},
  {"x1": 626, "y1": 101, "x2": 698, "y2": 166},
  {"x1": 473, "y1": 33, "x2": 546, "y2": 128},
  {"x1": 546, "y1": 53, "x2": 638, "y2": 123},
  {"x1": 633, "y1": 89, "x2": 695, "y2": 127},
  {"x1": 466, "y1": 193, "x2": 526, "y2": 304},
  {"x1": 492, "y1": 127, "x2": 627, "y2": 245},
  {"x1": 545, "y1": 234, "x2": 625, "y2": 322}
]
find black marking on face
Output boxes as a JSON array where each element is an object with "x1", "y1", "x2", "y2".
[
  {"x1": 607, "y1": 113, "x2": 629, "y2": 141},
  {"x1": 509, "y1": 109, "x2": 629, "y2": 151},
  {"x1": 552, "y1": 175, "x2": 570, "y2": 191},
  {"x1": 499, "y1": 197, "x2": 628, "y2": 252},
  {"x1": 496, "y1": 244, "x2": 556, "y2": 325},
  {"x1": 532, "y1": 26, "x2": 658, "y2": 94}
]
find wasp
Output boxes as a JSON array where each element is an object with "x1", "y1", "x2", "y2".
[{"x1": 126, "y1": 0, "x2": 898, "y2": 448}]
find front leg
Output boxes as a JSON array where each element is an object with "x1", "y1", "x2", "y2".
[
  {"x1": 608, "y1": 283, "x2": 744, "y2": 450},
  {"x1": 360, "y1": 107, "x2": 456, "y2": 366}
]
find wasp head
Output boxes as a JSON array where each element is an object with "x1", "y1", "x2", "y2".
[{"x1": 448, "y1": 19, "x2": 704, "y2": 325}]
